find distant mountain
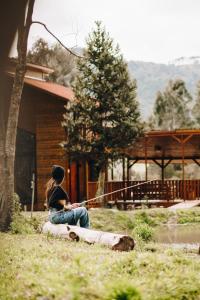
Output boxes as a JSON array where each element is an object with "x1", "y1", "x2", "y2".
[
  {"x1": 169, "y1": 56, "x2": 200, "y2": 66},
  {"x1": 128, "y1": 57, "x2": 200, "y2": 119}
]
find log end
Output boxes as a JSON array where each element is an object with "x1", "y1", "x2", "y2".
[
  {"x1": 69, "y1": 231, "x2": 80, "y2": 242},
  {"x1": 112, "y1": 236, "x2": 135, "y2": 251}
]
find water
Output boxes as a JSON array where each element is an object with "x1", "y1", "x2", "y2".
[{"x1": 154, "y1": 224, "x2": 200, "y2": 244}]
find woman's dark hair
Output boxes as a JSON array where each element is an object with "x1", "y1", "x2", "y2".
[
  {"x1": 45, "y1": 165, "x2": 65, "y2": 202},
  {"x1": 51, "y1": 165, "x2": 65, "y2": 184}
]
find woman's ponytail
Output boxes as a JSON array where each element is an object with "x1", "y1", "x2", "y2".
[{"x1": 45, "y1": 178, "x2": 56, "y2": 204}]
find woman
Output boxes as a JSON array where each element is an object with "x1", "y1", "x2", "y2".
[{"x1": 46, "y1": 165, "x2": 89, "y2": 228}]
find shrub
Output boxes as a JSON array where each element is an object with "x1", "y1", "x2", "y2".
[
  {"x1": 107, "y1": 283, "x2": 141, "y2": 300},
  {"x1": 133, "y1": 223, "x2": 154, "y2": 242},
  {"x1": 10, "y1": 194, "x2": 40, "y2": 234}
]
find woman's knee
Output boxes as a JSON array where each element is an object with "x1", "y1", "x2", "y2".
[
  {"x1": 80, "y1": 207, "x2": 88, "y2": 215},
  {"x1": 74, "y1": 206, "x2": 88, "y2": 217}
]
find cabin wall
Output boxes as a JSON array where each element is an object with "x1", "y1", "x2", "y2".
[
  {"x1": 4, "y1": 77, "x2": 86, "y2": 209},
  {"x1": 35, "y1": 95, "x2": 68, "y2": 210}
]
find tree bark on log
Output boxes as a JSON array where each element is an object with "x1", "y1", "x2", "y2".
[{"x1": 42, "y1": 222, "x2": 135, "y2": 251}]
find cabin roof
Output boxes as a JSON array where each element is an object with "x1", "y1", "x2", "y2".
[{"x1": 24, "y1": 77, "x2": 74, "y2": 101}]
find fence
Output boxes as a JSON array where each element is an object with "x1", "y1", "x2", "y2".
[{"x1": 87, "y1": 180, "x2": 200, "y2": 207}]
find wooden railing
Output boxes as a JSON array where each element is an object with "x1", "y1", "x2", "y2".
[{"x1": 87, "y1": 180, "x2": 200, "y2": 207}]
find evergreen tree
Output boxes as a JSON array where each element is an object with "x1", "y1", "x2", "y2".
[
  {"x1": 62, "y1": 21, "x2": 142, "y2": 196},
  {"x1": 192, "y1": 81, "x2": 200, "y2": 127},
  {"x1": 151, "y1": 79, "x2": 193, "y2": 130}
]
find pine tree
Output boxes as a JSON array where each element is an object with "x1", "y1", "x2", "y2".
[
  {"x1": 152, "y1": 79, "x2": 193, "y2": 130},
  {"x1": 62, "y1": 21, "x2": 142, "y2": 196},
  {"x1": 192, "y1": 81, "x2": 200, "y2": 127}
]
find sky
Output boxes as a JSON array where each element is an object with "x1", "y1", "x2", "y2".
[{"x1": 27, "y1": 0, "x2": 200, "y2": 64}]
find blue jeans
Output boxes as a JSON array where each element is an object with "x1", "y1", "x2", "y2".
[{"x1": 49, "y1": 207, "x2": 90, "y2": 228}]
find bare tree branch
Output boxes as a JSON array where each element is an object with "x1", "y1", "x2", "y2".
[{"x1": 31, "y1": 21, "x2": 83, "y2": 59}]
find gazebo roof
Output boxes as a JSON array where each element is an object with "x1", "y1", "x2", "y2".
[{"x1": 125, "y1": 129, "x2": 200, "y2": 162}]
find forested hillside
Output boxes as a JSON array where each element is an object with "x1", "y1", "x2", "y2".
[{"x1": 128, "y1": 60, "x2": 200, "y2": 119}]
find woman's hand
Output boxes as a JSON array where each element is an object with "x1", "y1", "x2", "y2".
[
  {"x1": 64, "y1": 204, "x2": 73, "y2": 211},
  {"x1": 71, "y1": 203, "x2": 80, "y2": 209}
]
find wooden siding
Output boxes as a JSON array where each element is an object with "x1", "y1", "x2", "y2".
[{"x1": 36, "y1": 97, "x2": 67, "y2": 210}]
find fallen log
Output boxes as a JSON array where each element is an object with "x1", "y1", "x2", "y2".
[{"x1": 42, "y1": 222, "x2": 135, "y2": 251}]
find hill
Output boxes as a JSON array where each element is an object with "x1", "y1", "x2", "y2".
[{"x1": 128, "y1": 58, "x2": 200, "y2": 119}]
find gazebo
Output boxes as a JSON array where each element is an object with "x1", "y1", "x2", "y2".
[{"x1": 87, "y1": 129, "x2": 200, "y2": 207}]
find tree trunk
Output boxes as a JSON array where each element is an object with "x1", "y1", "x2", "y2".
[
  {"x1": 95, "y1": 163, "x2": 106, "y2": 206},
  {"x1": 0, "y1": 0, "x2": 35, "y2": 231},
  {"x1": 42, "y1": 222, "x2": 135, "y2": 251}
]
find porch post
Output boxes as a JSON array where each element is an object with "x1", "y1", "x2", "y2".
[
  {"x1": 127, "y1": 158, "x2": 130, "y2": 181},
  {"x1": 181, "y1": 136, "x2": 185, "y2": 201},
  {"x1": 161, "y1": 158, "x2": 164, "y2": 181},
  {"x1": 145, "y1": 136, "x2": 148, "y2": 181},
  {"x1": 111, "y1": 159, "x2": 114, "y2": 181},
  {"x1": 122, "y1": 157, "x2": 125, "y2": 181},
  {"x1": 85, "y1": 161, "x2": 89, "y2": 201}
]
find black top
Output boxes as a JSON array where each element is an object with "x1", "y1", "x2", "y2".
[{"x1": 48, "y1": 186, "x2": 69, "y2": 210}]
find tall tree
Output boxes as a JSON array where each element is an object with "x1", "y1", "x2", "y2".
[
  {"x1": 192, "y1": 81, "x2": 200, "y2": 127},
  {"x1": 0, "y1": 4, "x2": 80, "y2": 231},
  {"x1": 151, "y1": 79, "x2": 193, "y2": 130},
  {"x1": 62, "y1": 22, "x2": 142, "y2": 198},
  {"x1": 27, "y1": 38, "x2": 77, "y2": 86},
  {"x1": 0, "y1": 0, "x2": 35, "y2": 231}
]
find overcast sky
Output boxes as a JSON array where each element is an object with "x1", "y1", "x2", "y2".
[{"x1": 29, "y1": 0, "x2": 200, "y2": 63}]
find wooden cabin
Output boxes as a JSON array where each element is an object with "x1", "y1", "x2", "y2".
[{"x1": 5, "y1": 60, "x2": 87, "y2": 210}]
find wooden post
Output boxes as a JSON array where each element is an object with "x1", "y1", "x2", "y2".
[
  {"x1": 85, "y1": 161, "x2": 89, "y2": 201},
  {"x1": 127, "y1": 158, "x2": 130, "y2": 182},
  {"x1": 161, "y1": 158, "x2": 164, "y2": 181},
  {"x1": 181, "y1": 136, "x2": 185, "y2": 201},
  {"x1": 145, "y1": 136, "x2": 148, "y2": 181},
  {"x1": 122, "y1": 157, "x2": 125, "y2": 182},
  {"x1": 30, "y1": 173, "x2": 35, "y2": 217},
  {"x1": 111, "y1": 159, "x2": 114, "y2": 181}
]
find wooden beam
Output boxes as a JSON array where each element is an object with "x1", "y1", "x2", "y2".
[
  {"x1": 152, "y1": 159, "x2": 162, "y2": 168},
  {"x1": 145, "y1": 136, "x2": 148, "y2": 181},
  {"x1": 172, "y1": 135, "x2": 182, "y2": 143},
  {"x1": 122, "y1": 157, "x2": 125, "y2": 181},
  {"x1": 111, "y1": 159, "x2": 114, "y2": 180},
  {"x1": 163, "y1": 159, "x2": 172, "y2": 169},
  {"x1": 85, "y1": 161, "x2": 89, "y2": 201},
  {"x1": 181, "y1": 135, "x2": 185, "y2": 201},
  {"x1": 193, "y1": 159, "x2": 200, "y2": 167},
  {"x1": 172, "y1": 134, "x2": 193, "y2": 144},
  {"x1": 128, "y1": 159, "x2": 138, "y2": 169},
  {"x1": 127, "y1": 158, "x2": 129, "y2": 181},
  {"x1": 182, "y1": 134, "x2": 193, "y2": 144}
]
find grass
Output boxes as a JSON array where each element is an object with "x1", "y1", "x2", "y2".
[{"x1": 1, "y1": 208, "x2": 200, "y2": 300}]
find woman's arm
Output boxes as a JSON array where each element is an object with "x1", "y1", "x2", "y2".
[
  {"x1": 58, "y1": 199, "x2": 80, "y2": 210},
  {"x1": 58, "y1": 199, "x2": 73, "y2": 210}
]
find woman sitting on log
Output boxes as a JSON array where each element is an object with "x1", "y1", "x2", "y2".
[{"x1": 45, "y1": 165, "x2": 90, "y2": 228}]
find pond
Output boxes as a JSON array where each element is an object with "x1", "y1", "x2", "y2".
[{"x1": 154, "y1": 224, "x2": 200, "y2": 244}]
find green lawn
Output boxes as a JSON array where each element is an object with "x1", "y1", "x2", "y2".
[{"x1": 0, "y1": 208, "x2": 200, "y2": 300}]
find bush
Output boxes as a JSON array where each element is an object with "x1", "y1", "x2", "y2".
[
  {"x1": 10, "y1": 194, "x2": 40, "y2": 234},
  {"x1": 133, "y1": 223, "x2": 154, "y2": 242},
  {"x1": 107, "y1": 283, "x2": 141, "y2": 300}
]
